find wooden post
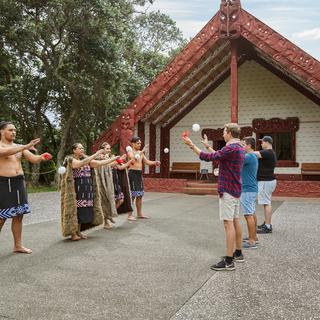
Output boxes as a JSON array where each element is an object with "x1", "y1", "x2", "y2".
[
  {"x1": 230, "y1": 40, "x2": 238, "y2": 123},
  {"x1": 149, "y1": 123, "x2": 156, "y2": 175},
  {"x1": 160, "y1": 126, "x2": 170, "y2": 178}
]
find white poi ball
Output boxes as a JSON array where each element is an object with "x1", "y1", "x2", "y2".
[
  {"x1": 192, "y1": 123, "x2": 200, "y2": 132},
  {"x1": 164, "y1": 148, "x2": 169, "y2": 154},
  {"x1": 126, "y1": 146, "x2": 132, "y2": 153},
  {"x1": 57, "y1": 166, "x2": 66, "y2": 175},
  {"x1": 213, "y1": 168, "x2": 219, "y2": 177},
  {"x1": 134, "y1": 153, "x2": 141, "y2": 160}
]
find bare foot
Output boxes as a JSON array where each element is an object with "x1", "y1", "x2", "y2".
[
  {"x1": 104, "y1": 223, "x2": 113, "y2": 230},
  {"x1": 77, "y1": 232, "x2": 88, "y2": 239},
  {"x1": 137, "y1": 215, "x2": 150, "y2": 219},
  {"x1": 71, "y1": 234, "x2": 81, "y2": 241},
  {"x1": 13, "y1": 247, "x2": 32, "y2": 254},
  {"x1": 109, "y1": 217, "x2": 116, "y2": 224},
  {"x1": 127, "y1": 216, "x2": 137, "y2": 221}
]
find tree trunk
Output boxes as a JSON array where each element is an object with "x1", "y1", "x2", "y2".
[
  {"x1": 57, "y1": 107, "x2": 79, "y2": 165},
  {"x1": 29, "y1": 109, "x2": 44, "y2": 186}
]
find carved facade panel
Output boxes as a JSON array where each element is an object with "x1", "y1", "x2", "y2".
[
  {"x1": 119, "y1": 109, "x2": 135, "y2": 155},
  {"x1": 241, "y1": 10, "x2": 320, "y2": 92},
  {"x1": 219, "y1": 0, "x2": 241, "y2": 39},
  {"x1": 202, "y1": 126, "x2": 252, "y2": 141},
  {"x1": 252, "y1": 117, "x2": 299, "y2": 132}
]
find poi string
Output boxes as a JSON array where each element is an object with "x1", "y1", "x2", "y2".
[{"x1": 23, "y1": 160, "x2": 58, "y2": 175}]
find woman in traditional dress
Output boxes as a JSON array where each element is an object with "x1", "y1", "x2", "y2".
[
  {"x1": 97, "y1": 142, "x2": 133, "y2": 229},
  {"x1": 60, "y1": 143, "x2": 119, "y2": 241}
]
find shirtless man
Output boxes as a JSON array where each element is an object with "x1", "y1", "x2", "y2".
[
  {"x1": 0, "y1": 121, "x2": 51, "y2": 254},
  {"x1": 127, "y1": 137, "x2": 160, "y2": 221}
]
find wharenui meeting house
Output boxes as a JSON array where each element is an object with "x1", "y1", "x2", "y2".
[{"x1": 93, "y1": 0, "x2": 320, "y2": 197}]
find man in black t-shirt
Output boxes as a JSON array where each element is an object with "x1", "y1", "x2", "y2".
[{"x1": 254, "y1": 136, "x2": 277, "y2": 234}]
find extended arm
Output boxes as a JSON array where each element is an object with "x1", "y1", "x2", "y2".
[
  {"x1": 183, "y1": 136, "x2": 212, "y2": 157},
  {"x1": 23, "y1": 150, "x2": 48, "y2": 164},
  {"x1": 90, "y1": 156, "x2": 120, "y2": 168},
  {"x1": 143, "y1": 154, "x2": 160, "y2": 167},
  {"x1": 0, "y1": 138, "x2": 40, "y2": 158},
  {"x1": 117, "y1": 159, "x2": 134, "y2": 170},
  {"x1": 71, "y1": 150, "x2": 105, "y2": 169}
]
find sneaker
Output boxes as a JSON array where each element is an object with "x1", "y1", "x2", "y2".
[
  {"x1": 242, "y1": 237, "x2": 259, "y2": 244},
  {"x1": 233, "y1": 252, "x2": 245, "y2": 263},
  {"x1": 257, "y1": 225, "x2": 272, "y2": 234},
  {"x1": 242, "y1": 242, "x2": 258, "y2": 249},
  {"x1": 257, "y1": 222, "x2": 265, "y2": 229},
  {"x1": 210, "y1": 258, "x2": 235, "y2": 271}
]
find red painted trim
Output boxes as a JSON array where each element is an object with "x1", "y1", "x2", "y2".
[
  {"x1": 275, "y1": 174, "x2": 301, "y2": 181},
  {"x1": 144, "y1": 178, "x2": 188, "y2": 193},
  {"x1": 160, "y1": 127, "x2": 170, "y2": 178},
  {"x1": 230, "y1": 40, "x2": 238, "y2": 123},
  {"x1": 241, "y1": 9, "x2": 320, "y2": 93},
  {"x1": 143, "y1": 177, "x2": 320, "y2": 197}
]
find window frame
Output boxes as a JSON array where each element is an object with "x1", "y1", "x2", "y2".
[{"x1": 253, "y1": 117, "x2": 299, "y2": 167}]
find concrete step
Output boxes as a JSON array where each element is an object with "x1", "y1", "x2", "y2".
[
  {"x1": 186, "y1": 182, "x2": 218, "y2": 189},
  {"x1": 184, "y1": 187, "x2": 218, "y2": 195}
]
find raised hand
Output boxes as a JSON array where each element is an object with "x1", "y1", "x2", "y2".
[
  {"x1": 26, "y1": 138, "x2": 40, "y2": 150},
  {"x1": 201, "y1": 134, "x2": 210, "y2": 148},
  {"x1": 182, "y1": 136, "x2": 193, "y2": 146}
]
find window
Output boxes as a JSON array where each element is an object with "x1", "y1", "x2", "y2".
[
  {"x1": 259, "y1": 132, "x2": 292, "y2": 161},
  {"x1": 253, "y1": 117, "x2": 299, "y2": 167}
]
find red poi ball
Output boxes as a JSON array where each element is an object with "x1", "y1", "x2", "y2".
[
  {"x1": 116, "y1": 158, "x2": 124, "y2": 165},
  {"x1": 182, "y1": 129, "x2": 189, "y2": 138},
  {"x1": 42, "y1": 152, "x2": 52, "y2": 160}
]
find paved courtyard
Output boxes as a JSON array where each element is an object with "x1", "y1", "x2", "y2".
[{"x1": 0, "y1": 192, "x2": 320, "y2": 320}]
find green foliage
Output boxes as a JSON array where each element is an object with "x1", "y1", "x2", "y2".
[{"x1": 0, "y1": 0, "x2": 186, "y2": 184}]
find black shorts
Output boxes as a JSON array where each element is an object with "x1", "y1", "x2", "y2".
[
  {"x1": 0, "y1": 175, "x2": 30, "y2": 219},
  {"x1": 128, "y1": 170, "x2": 144, "y2": 197}
]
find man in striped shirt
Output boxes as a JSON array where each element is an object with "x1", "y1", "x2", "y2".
[{"x1": 183, "y1": 123, "x2": 245, "y2": 271}]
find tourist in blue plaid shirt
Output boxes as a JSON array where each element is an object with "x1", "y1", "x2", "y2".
[{"x1": 183, "y1": 123, "x2": 245, "y2": 271}]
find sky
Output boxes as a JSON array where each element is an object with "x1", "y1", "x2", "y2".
[{"x1": 147, "y1": 0, "x2": 320, "y2": 61}]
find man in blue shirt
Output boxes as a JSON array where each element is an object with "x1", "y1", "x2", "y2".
[{"x1": 240, "y1": 137, "x2": 258, "y2": 249}]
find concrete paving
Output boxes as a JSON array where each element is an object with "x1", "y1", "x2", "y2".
[{"x1": 0, "y1": 192, "x2": 319, "y2": 320}]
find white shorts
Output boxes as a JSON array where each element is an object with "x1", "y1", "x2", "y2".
[
  {"x1": 258, "y1": 180, "x2": 277, "y2": 205},
  {"x1": 219, "y1": 192, "x2": 240, "y2": 221}
]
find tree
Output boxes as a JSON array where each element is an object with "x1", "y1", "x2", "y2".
[{"x1": 0, "y1": 0, "x2": 186, "y2": 184}]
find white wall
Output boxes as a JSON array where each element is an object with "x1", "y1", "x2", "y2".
[{"x1": 168, "y1": 61, "x2": 320, "y2": 174}]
